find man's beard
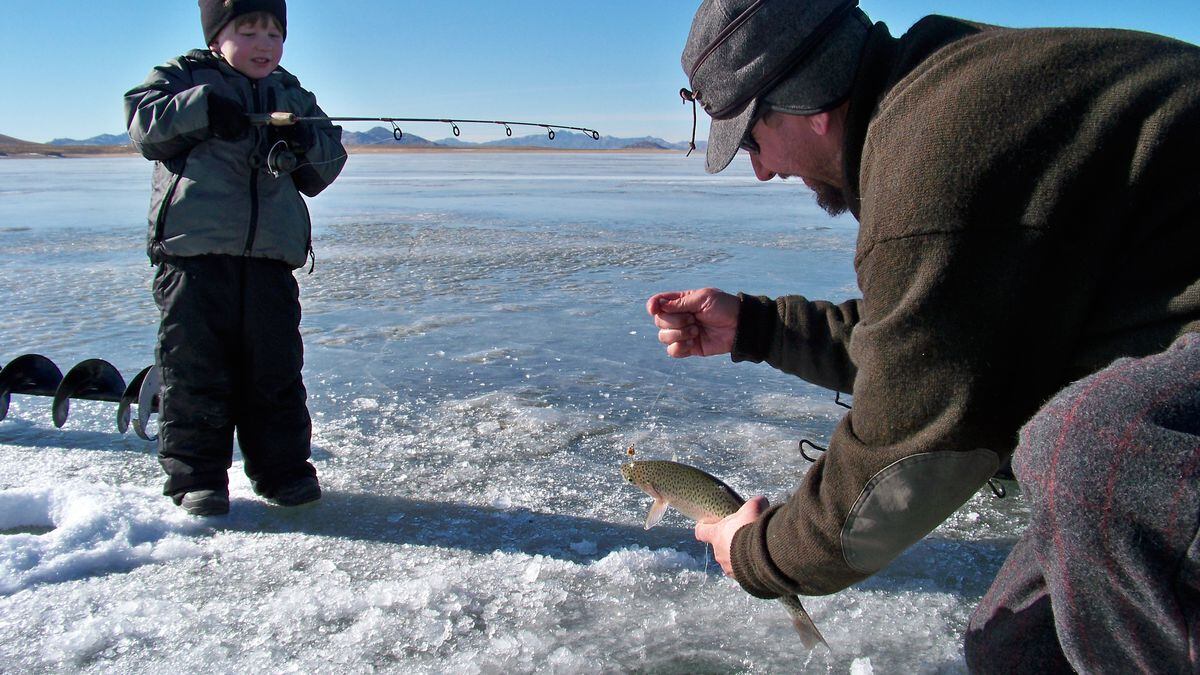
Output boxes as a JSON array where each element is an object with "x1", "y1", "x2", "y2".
[{"x1": 804, "y1": 177, "x2": 849, "y2": 216}]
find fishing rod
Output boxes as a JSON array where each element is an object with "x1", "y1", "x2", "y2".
[{"x1": 248, "y1": 112, "x2": 601, "y2": 142}]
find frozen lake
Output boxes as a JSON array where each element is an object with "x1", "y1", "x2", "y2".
[{"x1": 0, "y1": 152, "x2": 1024, "y2": 673}]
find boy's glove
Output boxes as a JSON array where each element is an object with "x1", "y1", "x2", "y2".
[
  {"x1": 275, "y1": 122, "x2": 315, "y2": 153},
  {"x1": 207, "y1": 94, "x2": 250, "y2": 140}
]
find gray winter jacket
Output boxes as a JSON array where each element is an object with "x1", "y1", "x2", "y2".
[{"x1": 124, "y1": 50, "x2": 346, "y2": 269}]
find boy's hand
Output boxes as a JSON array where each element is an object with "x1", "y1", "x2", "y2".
[
  {"x1": 276, "y1": 122, "x2": 315, "y2": 153},
  {"x1": 207, "y1": 94, "x2": 250, "y2": 140}
]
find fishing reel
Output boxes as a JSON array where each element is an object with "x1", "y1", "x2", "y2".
[
  {"x1": 248, "y1": 136, "x2": 298, "y2": 178},
  {"x1": 257, "y1": 121, "x2": 313, "y2": 178},
  {"x1": 266, "y1": 141, "x2": 298, "y2": 177}
]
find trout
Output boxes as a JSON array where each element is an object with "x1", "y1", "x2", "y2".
[{"x1": 620, "y1": 459, "x2": 829, "y2": 650}]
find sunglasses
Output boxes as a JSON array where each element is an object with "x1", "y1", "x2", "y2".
[
  {"x1": 739, "y1": 106, "x2": 769, "y2": 154},
  {"x1": 740, "y1": 128, "x2": 760, "y2": 154}
]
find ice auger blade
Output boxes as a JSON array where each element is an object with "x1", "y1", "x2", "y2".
[
  {"x1": 134, "y1": 365, "x2": 160, "y2": 442},
  {"x1": 0, "y1": 354, "x2": 64, "y2": 422},
  {"x1": 118, "y1": 365, "x2": 153, "y2": 434},
  {"x1": 52, "y1": 359, "x2": 126, "y2": 428},
  {"x1": 2, "y1": 355, "x2": 157, "y2": 438}
]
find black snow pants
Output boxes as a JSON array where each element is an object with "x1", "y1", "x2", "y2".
[{"x1": 153, "y1": 254, "x2": 315, "y2": 499}]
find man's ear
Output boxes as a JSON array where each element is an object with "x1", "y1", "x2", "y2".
[{"x1": 807, "y1": 111, "x2": 832, "y2": 136}]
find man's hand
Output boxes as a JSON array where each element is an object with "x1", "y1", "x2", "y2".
[
  {"x1": 647, "y1": 288, "x2": 741, "y2": 358},
  {"x1": 695, "y1": 496, "x2": 769, "y2": 576}
]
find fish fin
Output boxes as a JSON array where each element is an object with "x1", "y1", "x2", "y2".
[
  {"x1": 778, "y1": 595, "x2": 829, "y2": 651},
  {"x1": 643, "y1": 497, "x2": 669, "y2": 530}
]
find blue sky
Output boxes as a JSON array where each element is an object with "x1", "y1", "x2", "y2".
[{"x1": 3, "y1": 0, "x2": 1198, "y2": 143}]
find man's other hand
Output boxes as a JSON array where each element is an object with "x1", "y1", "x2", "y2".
[{"x1": 647, "y1": 288, "x2": 741, "y2": 358}]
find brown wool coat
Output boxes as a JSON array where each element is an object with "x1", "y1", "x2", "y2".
[{"x1": 728, "y1": 16, "x2": 1200, "y2": 598}]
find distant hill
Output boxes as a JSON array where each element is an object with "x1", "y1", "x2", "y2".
[
  {"x1": 624, "y1": 139, "x2": 672, "y2": 150},
  {"x1": 0, "y1": 133, "x2": 137, "y2": 157},
  {"x1": 0, "y1": 134, "x2": 67, "y2": 157},
  {"x1": 49, "y1": 133, "x2": 131, "y2": 147},
  {"x1": 339, "y1": 127, "x2": 439, "y2": 147}
]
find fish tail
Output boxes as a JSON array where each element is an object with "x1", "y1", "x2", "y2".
[{"x1": 777, "y1": 595, "x2": 829, "y2": 651}]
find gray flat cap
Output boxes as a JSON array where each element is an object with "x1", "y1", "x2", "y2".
[{"x1": 682, "y1": 0, "x2": 871, "y2": 173}]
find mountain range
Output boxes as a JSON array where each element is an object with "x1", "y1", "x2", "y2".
[
  {"x1": 47, "y1": 133, "x2": 131, "y2": 146},
  {"x1": 32, "y1": 129, "x2": 704, "y2": 152}
]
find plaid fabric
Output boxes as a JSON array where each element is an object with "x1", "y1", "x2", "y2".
[{"x1": 965, "y1": 332, "x2": 1200, "y2": 673}]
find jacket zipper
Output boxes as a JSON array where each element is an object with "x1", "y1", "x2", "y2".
[
  {"x1": 151, "y1": 152, "x2": 190, "y2": 262},
  {"x1": 243, "y1": 80, "x2": 261, "y2": 256},
  {"x1": 301, "y1": 197, "x2": 315, "y2": 273}
]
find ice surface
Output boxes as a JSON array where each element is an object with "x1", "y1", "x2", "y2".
[
  {"x1": 0, "y1": 482, "x2": 206, "y2": 595},
  {"x1": 0, "y1": 154, "x2": 1026, "y2": 672}
]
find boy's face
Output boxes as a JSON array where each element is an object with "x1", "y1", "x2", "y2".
[{"x1": 209, "y1": 16, "x2": 283, "y2": 80}]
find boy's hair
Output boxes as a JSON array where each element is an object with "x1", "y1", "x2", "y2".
[
  {"x1": 230, "y1": 11, "x2": 283, "y2": 33},
  {"x1": 200, "y1": 0, "x2": 287, "y2": 45}
]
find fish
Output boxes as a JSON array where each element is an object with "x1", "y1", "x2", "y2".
[{"x1": 620, "y1": 459, "x2": 829, "y2": 650}]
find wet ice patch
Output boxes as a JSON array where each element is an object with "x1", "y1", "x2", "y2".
[
  {"x1": 750, "y1": 391, "x2": 849, "y2": 419},
  {"x1": 306, "y1": 315, "x2": 474, "y2": 345},
  {"x1": 454, "y1": 346, "x2": 525, "y2": 364},
  {"x1": 438, "y1": 390, "x2": 600, "y2": 459},
  {"x1": 0, "y1": 482, "x2": 207, "y2": 594}
]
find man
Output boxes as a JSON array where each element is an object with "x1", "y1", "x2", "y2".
[{"x1": 649, "y1": 0, "x2": 1200, "y2": 670}]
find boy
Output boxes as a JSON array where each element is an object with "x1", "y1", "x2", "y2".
[{"x1": 124, "y1": 0, "x2": 346, "y2": 516}]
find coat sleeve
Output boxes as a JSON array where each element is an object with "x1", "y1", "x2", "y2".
[
  {"x1": 124, "y1": 58, "x2": 213, "y2": 161},
  {"x1": 726, "y1": 223, "x2": 1058, "y2": 597},
  {"x1": 731, "y1": 293, "x2": 862, "y2": 394},
  {"x1": 286, "y1": 88, "x2": 347, "y2": 197}
]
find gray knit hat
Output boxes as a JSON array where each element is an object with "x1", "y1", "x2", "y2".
[
  {"x1": 681, "y1": 0, "x2": 871, "y2": 173},
  {"x1": 200, "y1": 0, "x2": 287, "y2": 45}
]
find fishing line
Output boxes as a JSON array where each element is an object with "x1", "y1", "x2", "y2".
[
  {"x1": 625, "y1": 362, "x2": 675, "y2": 461},
  {"x1": 646, "y1": 373, "x2": 673, "y2": 422}
]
